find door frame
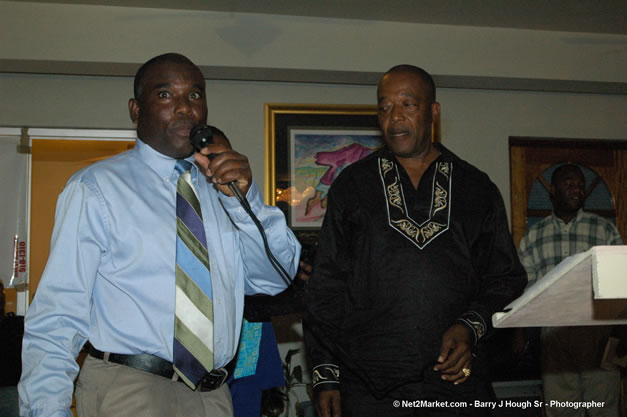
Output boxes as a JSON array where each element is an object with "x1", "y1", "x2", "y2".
[
  {"x1": 509, "y1": 137, "x2": 626, "y2": 246},
  {"x1": 20, "y1": 128, "x2": 135, "y2": 314}
]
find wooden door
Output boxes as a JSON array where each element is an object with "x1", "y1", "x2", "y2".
[
  {"x1": 510, "y1": 138, "x2": 626, "y2": 246},
  {"x1": 30, "y1": 139, "x2": 135, "y2": 300}
]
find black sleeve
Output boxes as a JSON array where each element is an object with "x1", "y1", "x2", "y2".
[
  {"x1": 243, "y1": 278, "x2": 307, "y2": 322},
  {"x1": 456, "y1": 183, "x2": 527, "y2": 344},
  {"x1": 303, "y1": 182, "x2": 351, "y2": 392}
]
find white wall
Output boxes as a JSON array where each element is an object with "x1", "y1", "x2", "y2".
[
  {"x1": 437, "y1": 88, "x2": 627, "y2": 201},
  {"x1": 2, "y1": 2, "x2": 625, "y2": 82},
  {"x1": 1, "y1": 72, "x2": 625, "y2": 216},
  {"x1": 2, "y1": 2, "x2": 625, "y2": 213}
]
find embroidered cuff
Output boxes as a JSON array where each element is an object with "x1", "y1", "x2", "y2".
[
  {"x1": 456, "y1": 311, "x2": 487, "y2": 345},
  {"x1": 312, "y1": 364, "x2": 340, "y2": 390}
]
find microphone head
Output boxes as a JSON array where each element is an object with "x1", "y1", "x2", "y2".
[{"x1": 190, "y1": 125, "x2": 214, "y2": 151}]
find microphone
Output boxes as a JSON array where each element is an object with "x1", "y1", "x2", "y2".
[
  {"x1": 189, "y1": 124, "x2": 248, "y2": 207},
  {"x1": 190, "y1": 124, "x2": 292, "y2": 286},
  {"x1": 189, "y1": 124, "x2": 214, "y2": 151}
]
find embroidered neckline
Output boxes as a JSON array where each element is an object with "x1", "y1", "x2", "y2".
[{"x1": 379, "y1": 157, "x2": 452, "y2": 249}]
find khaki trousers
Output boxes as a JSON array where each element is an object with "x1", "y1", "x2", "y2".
[
  {"x1": 543, "y1": 368, "x2": 620, "y2": 417},
  {"x1": 541, "y1": 326, "x2": 620, "y2": 417},
  {"x1": 75, "y1": 355, "x2": 234, "y2": 417}
]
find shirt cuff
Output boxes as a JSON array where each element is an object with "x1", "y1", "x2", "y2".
[
  {"x1": 456, "y1": 311, "x2": 487, "y2": 345},
  {"x1": 312, "y1": 364, "x2": 340, "y2": 391},
  {"x1": 50, "y1": 411, "x2": 73, "y2": 417},
  {"x1": 26, "y1": 408, "x2": 72, "y2": 417},
  {"x1": 218, "y1": 182, "x2": 263, "y2": 220}
]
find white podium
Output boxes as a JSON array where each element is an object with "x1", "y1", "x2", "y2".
[{"x1": 493, "y1": 246, "x2": 627, "y2": 328}]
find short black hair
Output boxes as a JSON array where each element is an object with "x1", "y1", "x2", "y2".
[
  {"x1": 382, "y1": 64, "x2": 436, "y2": 103},
  {"x1": 133, "y1": 53, "x2": 199, "y2": 99},
  {"x1": 551, "y1": 163, "x2": 584, "y2": 186}
]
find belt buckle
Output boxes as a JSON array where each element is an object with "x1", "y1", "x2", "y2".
[{"x1": 197, "y1": 368, "x2": 228, "y2": 392}]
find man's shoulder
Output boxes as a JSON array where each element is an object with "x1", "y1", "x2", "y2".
[
  {"x1": 579, "y1": 210, "x2": 612, "y2": 223},
  {"x1": 526, "y1": 215, "x2": 554, "y2": 234},
  {"x1": 349, "y1": 147, "x2": 383, "y2": 168},
  {"x1": 66, "y1": 149, "x2": 136, "y2": 185},
  {"x1": 534, "y1": 214, "x2": 555, "y2": 227},
  {"x1": 523, "y1": 216, "x2": 553, "y2": 239},
  {"x1": 438, "y1": 145, "x2": 493, "y2": 187},
  {"x1": 519, "y1": 216, "x2": 555, "y2": 247},
  {"x1": 332, "y1": 148, "x2": 382, "y2": 181},
  {"x1": 578, "y1": 210, "x2": 622, "y2": 234}
]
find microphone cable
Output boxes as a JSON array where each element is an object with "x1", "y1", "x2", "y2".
[{"x1": 190, "y1": 124, "x2": 293, "y2": 287}]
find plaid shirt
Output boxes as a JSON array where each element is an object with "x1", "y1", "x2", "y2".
[{"x1": 518, "y1": 209, "x2": 623, "y2": 286}]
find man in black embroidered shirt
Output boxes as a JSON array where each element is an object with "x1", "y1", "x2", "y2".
[{"x1": 304, "y1": 65, "x2": 527, "y2": 417}]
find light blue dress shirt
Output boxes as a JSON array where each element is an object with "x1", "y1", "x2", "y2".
[{"x1": 18, "y1": 138, "x2": 301, "y2": 417}]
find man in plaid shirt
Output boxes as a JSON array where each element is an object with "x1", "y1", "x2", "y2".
[{"x1": 518, "y1": 163, "x2": 623, "y2": 417}]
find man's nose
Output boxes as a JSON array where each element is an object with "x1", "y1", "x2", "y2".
[
  {"x1": 391, "y1": 106, "x2": 404, "y2": 121},
  {"x1": 175, "y1": 97, "x2": 192, "y2": 115},
  {"x1": 569, "y1": 183, "x2": 585, "y2": 192}
]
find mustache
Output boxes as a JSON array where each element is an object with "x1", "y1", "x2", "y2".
[
  {"x1": 169, "y1": 119, "x2": 196, "y2": 129},
  {"x1": 387, "y1": 128, "x2": 409, "y2": 135}
]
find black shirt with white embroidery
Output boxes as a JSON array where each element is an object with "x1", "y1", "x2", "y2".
[{"x1": 304, "y1": 144, "x2": 526, "y2": 394}]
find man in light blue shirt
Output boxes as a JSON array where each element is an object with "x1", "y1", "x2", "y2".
[{"x1": 18, "y1": 53, "x2": 301, "y2": 417}]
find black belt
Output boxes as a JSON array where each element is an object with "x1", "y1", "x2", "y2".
[{"x1": 89, "y1": 346, "x2": 229, "y2": 392}]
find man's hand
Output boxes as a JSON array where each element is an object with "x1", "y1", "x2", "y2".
[
  {"x1": 433, "y1": 323, "x2": 473, "y2": 384},
  {"x1": 315, "y1": 390, "x2": 341, "y2": 417},
  {"x1": 193, "y1": 141, "x2": 252, "y2": 197},
  {"x1": 296, "y1": 261, "x2": 313, "y2": 282}
]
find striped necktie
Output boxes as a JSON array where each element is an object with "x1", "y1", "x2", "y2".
[{"x1": 172, "y1": 160, "x2": 214, "y2": 389}]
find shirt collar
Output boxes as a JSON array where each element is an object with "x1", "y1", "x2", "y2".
[
  {"x1": 551, "y1": 208, "x2": 584, "y2": 226},
  {"x1": 133, "y1": 138, "x2": 198, "y2": 183},
  {"x1": 380, "y1": 142, "x2": 455, "y2": 164}
]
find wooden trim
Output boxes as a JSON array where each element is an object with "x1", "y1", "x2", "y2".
[
  {"x1": 510, "y1": 145, "x2": 528, "y2": 246},
  {"x1": 510, "y1": 137, "x2": 627, "y2": 149},
  {"x1": 510, "y1": 137, "x2": 626, "y2": 247}
]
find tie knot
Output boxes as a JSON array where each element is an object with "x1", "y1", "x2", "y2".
[{"x1": 175, "y1": 160, "x2": 193, "y2": 175}]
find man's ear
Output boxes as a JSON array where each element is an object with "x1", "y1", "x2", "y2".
[
  {"x1": 128, "y1": 98, "x2": 139, "y2": 124},
  {"x1": 431, "y1": 101, "x2": 441, "y2": 124},
  {"x1": 430, "y1": 102, "x2": 441, "y2": 142},
  {"x1": 549, "y1": 184, "x2": 556, "y2": 199}
]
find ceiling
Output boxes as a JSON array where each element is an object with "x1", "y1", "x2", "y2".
[{"x1": 25, "y1": 0, "x2": 627, "y2": 35}]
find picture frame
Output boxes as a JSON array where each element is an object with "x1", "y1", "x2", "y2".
[{"x1": 264, "y1": 103, "x2": 382, "y2": 238}]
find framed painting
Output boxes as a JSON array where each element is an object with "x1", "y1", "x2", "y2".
[{"x1": 264, "y1": 104, "x2": 382, "y2": 239}]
